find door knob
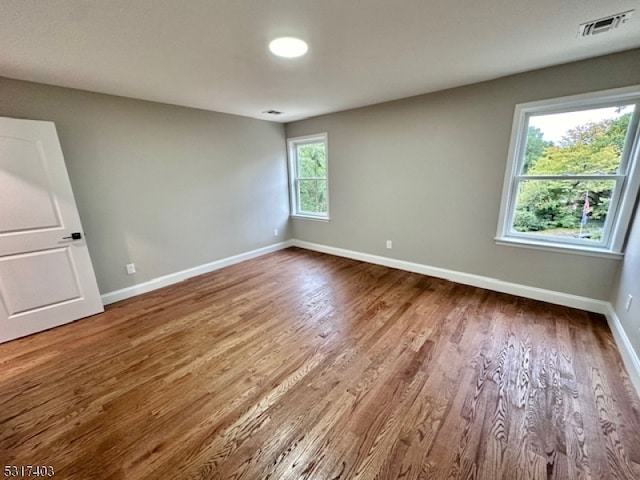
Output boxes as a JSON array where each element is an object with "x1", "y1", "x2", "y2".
[{"x1": 62, "y1": 232, "x2": 82, "y2": 240}]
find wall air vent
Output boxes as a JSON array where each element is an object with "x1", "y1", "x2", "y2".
[
  {"x1": 263, "y1": 110, "x2": 283, "y2": 115},
  {"x1": 579, "y1": 10, "x2": 634, "y2": 36}
]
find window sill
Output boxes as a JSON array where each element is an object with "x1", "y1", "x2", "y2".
[
  {"x1": 291, "y1": 214, "x2": 330, "y2": 223},
  {"x1": 495, "y1": 237, "x2": 624, "y2": 259}
]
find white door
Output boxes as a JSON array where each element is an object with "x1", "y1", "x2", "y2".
[{"x1": 0, "y1": 117, "x2": 103, "y2": 343}]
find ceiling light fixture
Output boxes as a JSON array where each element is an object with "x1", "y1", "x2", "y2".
[{"x1": 269, "y1": 37, "x2": 308, "y2": 58}]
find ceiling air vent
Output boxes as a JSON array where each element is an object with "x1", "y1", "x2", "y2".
[
  {"x1": 579, "y1": 10, "x2": 634, "y2": 36},
  {"x1": 263, "y1": 110, "x2": 283, "y2": 115}
]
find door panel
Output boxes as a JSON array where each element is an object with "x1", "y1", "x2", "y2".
[
  {"x1": 0, "y1": 137, "x2": 61, "y2": 232},
  {"x1": 0, "y1": 117, "x2": 103, "y2": 343},
  {"x1": 0, "y1": 248, "x2": 81, "y2": 315}
]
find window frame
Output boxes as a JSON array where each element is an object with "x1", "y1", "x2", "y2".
[
  {"x1": 496, "y1": 85, "x2": 640, "y2": 258},
  {"x1": 287, "y1": 133, "x2": 330, "y2": 221}
]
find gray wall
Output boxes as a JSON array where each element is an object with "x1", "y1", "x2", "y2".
[
  {"x1": 2, "y1": 49, "x2": 638, "y2": 301},
  {"x1": 611, "y1": 199, "x2": 640, "y2": 359},
  {"x1": 286, "y1": 49, "x2": 640, "y2": 300},
  {"x1": 0, "y1": 77, "x2": 289, "y2": 294}
]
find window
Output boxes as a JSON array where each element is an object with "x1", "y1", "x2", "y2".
[
  {"x1": 497, "y1": 86, "x2": 640, "y2": 256},
  {"x1": 288, "y1": 133, "x2": 329, "y2": 219}
]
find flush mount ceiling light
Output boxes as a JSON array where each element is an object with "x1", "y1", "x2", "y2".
[{"x1": 269, "y1": 37, "x2": 308, "y2": 58}]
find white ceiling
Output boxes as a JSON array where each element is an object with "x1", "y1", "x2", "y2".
[{"x1": 1, "y1": 0, "x2": 640, "y2": 123}]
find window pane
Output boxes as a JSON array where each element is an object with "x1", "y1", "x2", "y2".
[
  {"x1": 522, "y1": 105, "x2": 635, "y2": 175},
  {"x1": 297, "y1": 143, "x2": 326, "y2": 178},
  {"x1": 511, "y1": 179, "x2": 617, "y2": 243},
  {"x1": 299, "y1": 179, "x2": 328, "y2": 214}
]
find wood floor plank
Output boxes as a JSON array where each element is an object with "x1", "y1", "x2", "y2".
[{"x1": 1, "y1": 247, "x2": 639, "y2": 479}]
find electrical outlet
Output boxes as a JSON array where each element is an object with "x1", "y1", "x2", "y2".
[
  {"x1": 274, "y1": 228, "x2": 278, "y2": 237},
  {"x1": 126, "y1": 263, "x2": 136, "y2": 275},
  {"x1": 625, "y1": 294, "x2": 633, "y2": 312},
  {"x1": 386, "y1": 240, "x2": 392, "y2": 249}
]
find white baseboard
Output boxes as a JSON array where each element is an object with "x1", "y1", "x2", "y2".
[
  {"x1": 101, "y1": 240, "x2": 293, "y2": 305},
  {"x1": 103, "y1": 238, "x2": 608, "y2": 312},
  {"x1": 290, "y1": 239, "x2": 609, "y2": 314},
  {"x1": 604, "y1": 304, "x2": 640, "y2": 398}
]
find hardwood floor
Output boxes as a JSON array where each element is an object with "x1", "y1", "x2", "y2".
[{"x1": 1, "y1": 247, "x2": 639, "y2": 479}]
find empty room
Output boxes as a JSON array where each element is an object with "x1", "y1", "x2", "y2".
[{"x1": 1, "y1": 1, "x2": 640, "y2": 479}]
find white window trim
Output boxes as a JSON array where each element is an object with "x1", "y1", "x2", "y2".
[
  {"x1": 287, "y1": 133, "x2": 330, "y2": 220},
  {"x1": 496, "y1": 85, "x2": 640, "y2": 257}
]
